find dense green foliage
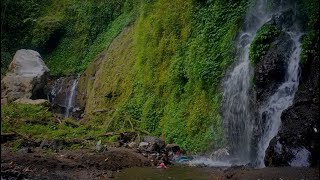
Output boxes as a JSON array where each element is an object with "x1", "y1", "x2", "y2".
[
  {"x1": 2, "y1": 0, "x2": 318, "y2": 153},
  {"x1": 249, "y1": 24, "x2": 281, "y2": 64},
  {"x1": 300, "y1": 0, "x2": 319, "y2": 64},
  {"x1": 1, "y1": 0, "x2": 45, "y2": 74},
  {"x1": 42, "y1": 0, "x2": 138, "y2": 76},
  {"x1": 1, "y1": 0, "x2": 137, "y2": 76},
  {"x1": 80, "y1": 0, "x2": 248, "y2": 152}
]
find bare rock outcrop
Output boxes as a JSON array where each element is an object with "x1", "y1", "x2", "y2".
[{"x1": 1, "y1": 49, "x2": 49, "y2": 103}]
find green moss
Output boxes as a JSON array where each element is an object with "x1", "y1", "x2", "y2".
[
  {"x1": 1, "y1": 0, "x2": 138, "y2": 76},
  {"x1": 81, "y1": 0, "x2": 248, "y2": 152},
  {"x1": 1, "y1": 103, "x2": 53, "y2": 122},
  {"x1": 3, "y1": 0, "x2": 251, "y2": 153},
  {"x1": 1, "y1": 103, "x2": 107, "y2": 150},
  {"x1": 249, "y1": 24, "x2": 281, "y2": 65},
  {"x1": 299, "y1": 0, "x2": 319, "y2": 64},
  {"x1": 44, "y1": 9, "x2": 137, "y2": 76}
]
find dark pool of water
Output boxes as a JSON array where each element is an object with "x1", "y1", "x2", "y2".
[{"x1": 115, "y1": 165, "x2": 223, "y2": 180}]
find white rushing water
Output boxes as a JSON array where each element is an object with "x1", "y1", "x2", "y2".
[
  {"x1": 256, "y1": 31, "x2": 302, "y2": 167},
  {"x1": 190, "y1": 0, "x2": 302, "y2": 167},
  {"x1": 220, "y1": 0, "x2": 272, "y2": 165},
  {"x1": 48, "y1": 75, "x2": 80, "y2": 118},
  {"x1": 64, "y1": 75, "x2": 80, "y2": 118}
]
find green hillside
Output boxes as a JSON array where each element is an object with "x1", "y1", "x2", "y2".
[{"x1": 1, "y1": 0, "x2": 318, "y2": 153}]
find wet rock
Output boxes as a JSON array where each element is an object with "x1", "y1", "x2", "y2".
[
  {"x1": 165, "y1": 144, "x2": 180, "y2": 153},
  {"x1": 265, "y1": 31, "x2": 319, "y2": 167},
  {"x1": 265, "y1": 102, "x2": 318, "y2": 166},
  {"x1": 142, "y1": 136, "x2": 165, "y2": 148},
  {"x1": 254, "y1": 32, "x2": 294, "y2": 105},
  {"x1": 1, "y1": 49, "x2": 49, "y2": 103},
  {"x1": 128, "y1": 142, "x2": 138, "y2": 149},
  {"x1": 269, "y1": 9, "x2": 295, "y2": 30},
  {"x1": 146, "y1": 142, "x2": 160, "y2": 153},
  {"x1": 238, "y1": 33, "x2": 252, "y2": 47},
  {"x1": 47, "y1": 75, "x2": 80, "y2": 117},
  {"x1": 72, "y1": 107, "x2": 84, "y2": 120},
  {"x1": 213, "y1": 148, "x2": 230, "y2": 159},
  {"x1": 139, "y1": 142, "x2": 149, "y2": 150}
]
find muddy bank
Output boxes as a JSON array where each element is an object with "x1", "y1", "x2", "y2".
[
  {"x1": 1, "y1": 147, "x2": 149, "y2": 180},
  {"x1": 1, "y1": 147, "x2": 318, "y2": 180}
]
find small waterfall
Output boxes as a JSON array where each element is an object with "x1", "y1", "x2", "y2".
[
  {"x1": 64, "y1": 75, "x2": 80, "y2": 118},
  {"x1": 48, "y1": 74, "x2": 80, "y2": 118},
  {"x1": 256, "y1": 31, "x2": 302, "y2": 167}
]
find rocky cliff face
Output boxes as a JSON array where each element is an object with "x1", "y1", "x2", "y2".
[
  {"x1": 251, "y1": 6, "x2": 319, "y2": 167},
  {"x1": 265, "y1": 35, "x2": 319, "y2": 167},
  {"x1": 254, "y1": 32, "x2": 294, "y2": 106},
  {"x1": 47, "y1": 75, "x2": 82, "y2": 118}
]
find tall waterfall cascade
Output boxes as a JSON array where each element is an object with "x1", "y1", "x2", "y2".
[{"x1": 189, "y1": 0, "x2": 302, "y2": 167}]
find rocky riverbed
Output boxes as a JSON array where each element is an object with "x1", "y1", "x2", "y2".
[
  {"x1": 1, "y1": 148, "x2": 319, "y2": 180},
  {"x1": 1, "y1": 136, "x2": 319, "y2": 180}
]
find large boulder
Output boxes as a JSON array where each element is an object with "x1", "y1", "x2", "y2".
[{"x1": 1, "y1": 50, "x2": 49, "y2": 103}]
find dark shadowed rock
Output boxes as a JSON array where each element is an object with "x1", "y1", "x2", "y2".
[
  {"x1": 46, "y1": 75, "x2": 81, "y2": 117},
  {"x1": 254, "y1": 32, "x2": 294, "y2": 105},
  {"x1": 142, "y1": 136, "x2": 165, "y2": 148},
  {"x1": 265, "y1": 34, "x2": 319, "y2": 167},
  {"x1": 269, "y1": 9, "x2": 295, "y2": 30},
  {"x1": 138, "y1": 142, "x2": 149, "y2": 151},
  {"x1": 146, "y1": 142, "x2": 160, "y2": 153},
  {"x1": 165, "y1": 144, "x2": 180, "y2": 153}
]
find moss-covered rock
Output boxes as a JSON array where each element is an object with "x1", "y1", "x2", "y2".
[{"x1": 249, "y1": 24, "x2": 281, "y2": 65}]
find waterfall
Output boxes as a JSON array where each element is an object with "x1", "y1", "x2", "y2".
[
  {"x1": 64, "y1": 75, "x2": 80, "y2": 118},
  {"x1": 255, "y1": 31, "x2": 302, "y2": 167},
  {"x1": 220, "y1": 0, "x2": 272, "y2": 165},
  {"x1": 48, "y1": 74, "x2": 80, "y2": 118},
  {"x1": 222, "y1": 0, "x2": 302, "y2": 167},
  {"x1": 189, "y1": 0, "x2": 302, "y2": 167}
]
